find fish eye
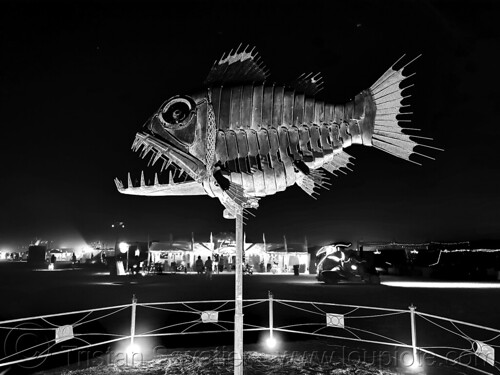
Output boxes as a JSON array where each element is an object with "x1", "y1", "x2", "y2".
[{"x1": 159, "y1": 96, "x2": 195, "y2": 127}]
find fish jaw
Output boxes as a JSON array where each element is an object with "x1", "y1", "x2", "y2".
[
  {"x1": 114, "y1": 177, "x2": 207, "y2": 196},
  {"x1": 132, "y1": 132, "x2": 206, "y2": 181},
  {"x1": 114, "y1": 131, "x2": 210, "y2": 197}
]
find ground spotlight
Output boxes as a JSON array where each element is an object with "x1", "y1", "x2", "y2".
[
  {"x1": 399, "y1": 351, "x2": 426, "y2": 375},
  {"x1": 126, "y1": 342, "x2": 141, "y2": 356},
  {"x1": 265, "y1": 336, "x2": 277, "y2": 349}
]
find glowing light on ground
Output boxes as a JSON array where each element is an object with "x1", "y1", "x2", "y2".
[
  {"x1": 265, "y1": 336, "x2": 277, "y2": 349},
  {"x1": 126, "y1": 343, "x2": 141, "y2": 356},
  {"x1": 382, "y1": 281, "x2": 500, "y2": 289}
]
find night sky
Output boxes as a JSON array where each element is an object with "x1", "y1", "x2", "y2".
[{"x1": 1, "y1": 0, "x2": 499, "y2": 249}]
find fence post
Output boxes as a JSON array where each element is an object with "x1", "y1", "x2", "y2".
[
  {"x1": 409, "y1": 304, "x2": 418, "y2": 366},
  {"x1": 130, "y1": 294, "x2": 137, "y2": 353},
  {"x1": 268, "y1": 291, "x2": 274, "y2": 342}
]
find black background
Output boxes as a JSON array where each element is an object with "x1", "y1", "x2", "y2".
[{"x1": 1, "y1": 0, "x2": 499, "y2": 248}]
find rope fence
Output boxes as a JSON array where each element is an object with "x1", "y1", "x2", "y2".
[{"x1": 0, "y1": 293, "x2": 499, "y2": 374}]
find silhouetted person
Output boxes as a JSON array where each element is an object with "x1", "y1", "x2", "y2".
[
  {"x1": 195, "y1": 256, "x2": 204, "y2": 275},
  {"x1": 205, "y1": 257, "x2": 213, "y2": 280}
]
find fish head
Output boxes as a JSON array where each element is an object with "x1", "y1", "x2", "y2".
[
  {"x1": 115, "y1": 89, "x2": 215, "y2": 197},
  {"x1": 134, "y1": 90, "x2": 210, "y2": 182}
]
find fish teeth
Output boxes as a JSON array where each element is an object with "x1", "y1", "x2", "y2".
[
  {"x1": 162, "y1": 159, "x2": 172, "y2": 172},
  {"x1": 140, "y1": 171, "x2": 145, "y2": 187},
  {"x1": 114, "y1": 178, "x2": 123, "y2": 190},
  {"x1": 147, "y1": 153, "x2": 155, "y2": 166},
  {"x1": 140, "y1": 145, "x2": 151, "y2": 159},
  {"x1": 152, "y1": 151, "x2": 162, "y2": 166},
  {"x1": 128, "y1": 173, "x2": 133, "y2": 188},
  {"x1": 131, "y1": 138, "x2": 140, "y2": 151}
]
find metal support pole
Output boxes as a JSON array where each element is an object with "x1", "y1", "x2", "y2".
[
  {"x1": 268, "y1": 290, "x2": 274, "y2": 340},
  {"x1": 234, "y1": 208, "x2": 244, "y2": 375},
  {"x1": 126, "y1": 249, "x2": 130, "y2": 274},
  {"x1": 409, "y1": 304, "x2": 418, "y2": 366}
]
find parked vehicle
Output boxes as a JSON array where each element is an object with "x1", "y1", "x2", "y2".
[{"x1": 316, "y1": 245, "x2": 380, "y2": 284}]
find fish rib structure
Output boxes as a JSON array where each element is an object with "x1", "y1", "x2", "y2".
[{"x1": 115, "y1": 45, "x2": 442, "y2": 217}]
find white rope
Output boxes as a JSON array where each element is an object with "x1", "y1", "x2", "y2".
[
  {"x1": 67, "y1": 336, "x2": 91, "y2": 347},
  {"x1": 273, "y1": 327, "x2": 414, "y2": 349},
  {"x1": 416, "y1": 310, "x2": 500, "y2": 334},
  {"x1": 208, "y1": 322, "x2": 230, "y2": 332},
  {"x1": 310, "y1": 302, "x2": 327, "y2": 315},
  {"x1": 0, "y1": 337, "x2": 128, "y2": 368},
  {"x1": 71, "y1": 311, "x2": 93, "y2": 327},
  {"x1": 273, "y1": 298, "x2": 408, "y2": 314},
  {"x1": 343, "y1": 327, "x2": 362, "y2": 341},
  {"x1": 276, "y1": 323, "x2": 324, "y2": 330},
  {"x1": 0, "y1": 325, "x2": 52, "y2": 331},
  {"x1": 274, "y1": 301, "x2": 324, "y2": 317},
  {"x1": 182, "y1": 302, "x2": 202, "y2": 313},
  {"x1": 74, "y1": 333, "x2": 128, "y2": 338},
  {"x1": 137, "y1": 298, "x2": 265, "y2": 307},
  {"x1": 40, "y1": 318, "x2": 59, "y2": 328},
  {"x1": 74, "y1": 306, "x2": 129, "y2": 327},
  {"x1": 213, "y1": 301, "x2": 230, "y2": 311},
  {"x1": 0, "y1": 304, "x2": 132, "y2": 325},
  {"x1": 346, "y1": 311, "x2": 407, "y2": 319},
  {"x1": 451, "y1": 321, "x2": 474, "y2": 342},
  {"x1": 138, "y1": 318, "x2": 201, "y2": 336},
  {"x1": 1, "y1": 338, "x2": 54, "y2": 362},
  {"x1": 418, "y1": 314, "x2": 474, "y2": 344},
  {"x1": 181, "y1": 321, "x2": 202, "y2": 333},
  {"x1": 242, "y1": 323, "x2": 266, "y2": 329},
  {"x1": 242, "y1": 300, "x2": 267, "y2": 310},
  {"x1": 141, "y1": 304, "x2": 199, "y2": 315},
  {"x1": 482, "y1": 332, "x2": 500, "y2": 344},
  {"x1": 343, "y1": 307, "x2": 360, "y2": 316},
  {"x1": 346, "y1": 326, "x2": 407, "y2": 346}
]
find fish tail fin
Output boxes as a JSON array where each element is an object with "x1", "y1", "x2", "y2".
[{"x1": 354, "y1": 55, "x2": 443, "y2": 164}]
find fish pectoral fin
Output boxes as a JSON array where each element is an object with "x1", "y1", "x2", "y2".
[
  {"x1": 295, "y1": 169, "x2": 331, "y2": 199},
  {"x1": 225, "y1": 184, "x2": 259, "y2": 210},
  {"x1": 293, "y1": 160, "x2": 331, "y2": 198},
  {"x1": 322, "y1": 152, "x2": 355, "y2": 176},
  {"x1": 296, "y1": 175, "x2": 319, "y2": 199},
  {"x1": 213, "y1": 167, "x2": 259, "y2": 210}
]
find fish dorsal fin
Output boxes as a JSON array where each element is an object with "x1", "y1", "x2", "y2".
[
  {"x1": 291, "y1": 72, "x2": 324, "y2": 95},
  {"x1": 204, "y1": 44, "x2": 270, "y2": 86}
]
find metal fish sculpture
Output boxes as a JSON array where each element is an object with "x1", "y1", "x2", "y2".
[{"x1": 115, "y1": 45, "x2": 440, "y2": 218}]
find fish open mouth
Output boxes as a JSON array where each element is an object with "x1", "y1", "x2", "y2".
[{"x1": 114, "y1": 132, "x2": 207, "y2": 196}]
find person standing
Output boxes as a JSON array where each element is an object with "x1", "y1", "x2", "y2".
[
  {"x1": 205, "y1": 256, "x2": 213, "y2": 280},
  {"x1": 50, "y1": 254, "x2": 56, "y2": 270},
  {"x1": 213, "y1": 253, "x2": 219, "y2": 274},
  {"x1": 195, "y1": 256, "x2": 204, "y2": 275}
]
